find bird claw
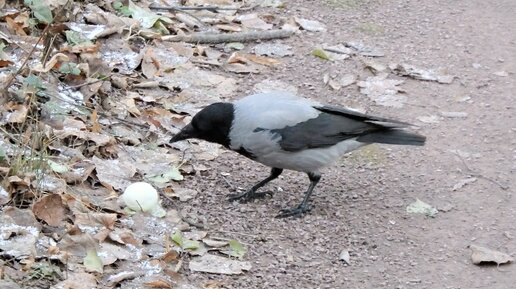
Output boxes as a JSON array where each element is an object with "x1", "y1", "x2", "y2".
[
  {"x1": 275, "y1": 204, "x2": 312, "y2": 218},
  {"x1": 227, "y1": 190, "x2": 273, "y2": 203}
]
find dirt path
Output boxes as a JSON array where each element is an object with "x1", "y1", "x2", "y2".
[{"x1": 181, "y1": 0, "x2": 516, "y2": 288}]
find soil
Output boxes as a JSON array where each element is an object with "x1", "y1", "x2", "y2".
[{"x1": 178, "y1": 0, "x2": 516, "y2": 288}]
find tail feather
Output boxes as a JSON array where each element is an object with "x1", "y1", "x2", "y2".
[{"x1": 357, "y1": 129, "x2": 426, "y2": 146}]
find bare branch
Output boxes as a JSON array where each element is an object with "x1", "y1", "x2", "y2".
[{"x1": 162, "y1": 29, "x2": 295, "y2": 44}]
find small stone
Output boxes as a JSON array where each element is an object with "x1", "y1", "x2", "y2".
[
  {"x1": 493, "y1": 71, "x2": 508, "y2": 77},
  {"x1": 339, "y1": 249, "x2": 351, "y2": 265},
  {"x1": 440, "y1": 111, "x2": 468, "y2": 118},
  {"x1": 472, "y1": 63, "x2": 482, "y2": 69}
]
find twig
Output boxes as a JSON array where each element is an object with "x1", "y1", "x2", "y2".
[
  {"x1": 453, "y1": 152, "x2": 509, "y2": 190},
  {"x1": 149, "y1": 4, "x2": 242, "y2": 11},
  {"x1": 221, "y1": 175, "x2": 236, "y2": 190},
  {"x1": 162, "y1": 29, "x2": 295, "y2": 44}
]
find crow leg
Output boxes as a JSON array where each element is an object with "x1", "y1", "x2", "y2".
[
  {"x1": 276, "y1": 172, "x2": 321, "y2": 218},
  {"x1": 228, "y1": 168, "x2": 283, "y2": 202}
]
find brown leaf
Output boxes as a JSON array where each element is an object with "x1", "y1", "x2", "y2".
[
  {"x1": 144, "y1": 279, "x2": 172, "y2": 289},
  {"x1": 227, "y1": 52, "x2": 248, "y2": 64},
  {"x1": 60, "y1": 160, "x2": 96, "y2": 184},
  {"x1": 32, "y1": 194, "x2": 66, "y2": 226},
  {"x1": 162, "y1": 250, "x2": 180, "y2": 263},
  {"x1": 89, "y1": 109, "x2": 102, "y2": 133},
  {"x1": 245, "y1": 54, "x2": 281, "y2": 66},
  {"x1": 73, "y1": 212, "x2": 117, "y2": 230},
  {"x1": 52, "y1": 272, "x2": 97, "y2": 289},
  {"x1": 5, "y1": 103, "x2": 28, "y2": 123},
  {"x1": 5, "y1": 15, "x2": 28, "y2": 36},
  {"x1": 108, "y1": 228, "x2": 142, "y2": 246},
  {"x1": 142, "y1": 47, "x2": 159, "y2": 79},
  {"x1": 31, "y1": 53, "x2": 69, "y2": 73}
]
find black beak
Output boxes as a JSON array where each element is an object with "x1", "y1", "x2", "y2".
[{"x1": 170, "y1": 123, "x2": 196, "y2": 143}]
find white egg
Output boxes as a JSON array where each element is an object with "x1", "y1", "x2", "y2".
[{"x1": 121, "y1": 182, "x2": 159, "y2": 212}]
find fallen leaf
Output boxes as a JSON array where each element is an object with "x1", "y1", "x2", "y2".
[
  {"x1": 390, "y1": 63, "x2": 454, "y2": 84},
  {"x1": 147, "y1": 167, "x2": 184, "y2": 184},
  {"x1": 363, "y1": 59, "x2": 387, "y2": 74},
  {"x1": 144, "y1": 279, "x2": 172, "y2": 289},
  {"x1": 452, "y1": 177, "x2": 477, "y2": 191},
  {"x1": 227, "y1": 239, "x2": 246, "y2": 259},
  {"x1": 172, "y1": 230, "x2": 200, "y2": 251},
  {"x1": 98, "y1": 242, "x2": 133, "y2": 265},
  {"x1": 245, "y1": 54, "x2": 281, "y2": 66},
  {"x1": 406, "y1": 199, "x2": 438, "y2": 217},
  {"x1": 189, "y1": 254, "x2": 252, "y2": 275},
  {"x1": 47, "y1": 159, "x2": 69, "y2": 173},
  {"x1": 294, "y1": 17, "x2": 326, "y2": 32},
  {"x1": 127, "y1": 0, "x2": 170, "y2": 29},
  {"x1": 142, "y1": 47, "x2": 159, "y2": 79},
  {"x1": 50, "y1": 272, "x2": 97, "y2": 289},
  {"x1": 237, "y1": 13, "x2": 272, "y2": 30},
  {"x1": 84, "y1": 249, "x2": 103, "y2": 273},
  {"x1": 0, "y1": 213, "x2": 39, "y2": 258},
  {"x1": 32, "y1": 194, "x2": 66, "y2": 226},
  {"x1": 312, "y1": 48, "x2": 332, "y2": 61},
  {"x1": 469, "y1": 244, "x2": 513, "y2": 265},
  {"x1": 357, "y1": 74, "x2": 406, "y2": 107},
  {"x1": 170, "y1": 187, "x2": 198, "y2": 202},
  {"x1": 25, "y1": 0, "x2": 53, "y2": 24},
  {"x1": 5, "y1": 104, "x2": 28, "y2": 123},
  {"x1": 345, "y1": 41, "x2": 384, "y2": 57},
  {"x1": 36, "y1": 174, "x2": 67, "y2": 194},
  {"x1": 92, "y1": 156, "x2": 137, "y2": 190}
]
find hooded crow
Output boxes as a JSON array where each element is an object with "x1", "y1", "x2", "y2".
[{"x1": 170, "y1": 92, "x2": 426, "y2": 217}]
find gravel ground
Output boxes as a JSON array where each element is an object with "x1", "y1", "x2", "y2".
[{"x1": 178, "y1": 0, "x2": 516, "y2": 288}]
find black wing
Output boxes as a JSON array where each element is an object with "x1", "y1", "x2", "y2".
[{"x1": 268, "y1": 105, "x2": 423, "y2": 152}]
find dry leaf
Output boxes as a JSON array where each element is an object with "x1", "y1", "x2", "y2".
[
  {"x1": 5, "y1": 103, "x2": 28, "y2": 123},
  {"x1": 357, "y1": 74, "x2": 406, "y2": 107},
  {"x1": 32, "y1": 194, "x2": 66, "y2": 226},
  {"x1": 246, "y1": 54, "x2": 281, "y2": 66},
  {"x1": 237, "y1": 13, "x2": 273, "y2": 30},
  {"x1": 469, "y1": 244, "x2": 513, "y2": 265},
  {"x1": 142, "y1": 47, "x2": 159, "y2": 79},
  {"x1": 294, "y1": 17, "x2": 326, "y2": 32},
  {"x1": 144, "y1": 279, "x2": 173, "y2": 289},
  {"x1": 51, "y1": 272, "x2": 97, "y2": 289},
  {"x1": 452, "y1": 177, "x2": 477, "y2": 191},
  {"x1": 189, "y1": 254, "x2": 252, "y2": 275},
  {"x1": 0, "y1": 214, "x2": 38, "y2": 258},
  {"x1": 390, "y1": 63, "x2": 454, "y2": 84},
  {"x1": 5, "y1": 16, "x2": 27, "y2": 36},
  {"x1": 32, "y1": 53, "x2": 69, "y2": 73}
]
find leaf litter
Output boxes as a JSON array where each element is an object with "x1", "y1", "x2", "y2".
[{"x1": 0, "y1": 0, "x2": 462, "y2": 287}]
